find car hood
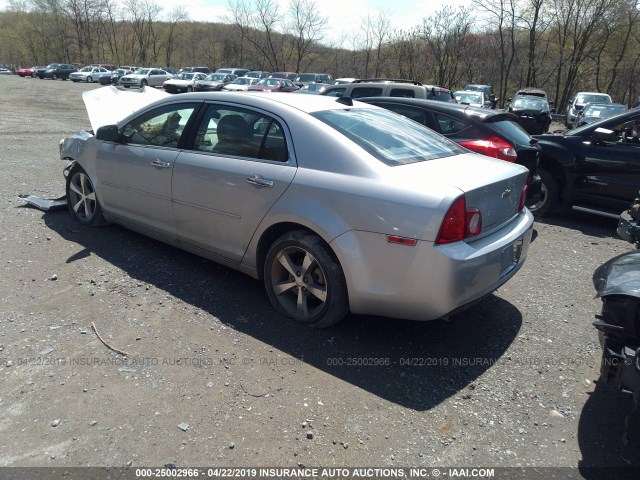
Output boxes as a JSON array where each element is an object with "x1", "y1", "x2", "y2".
[
  {"x1": 593, "y1": 251, "x2": 640, "y2": 298},
  {"x1": 82, "y1": 86, "x2": 169, "y2": 132},
  {"x1": 165, "y1": 79, "x2": 191, "y2": 85}
]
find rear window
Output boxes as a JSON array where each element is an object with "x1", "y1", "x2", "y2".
[
  {"x1": 430, "y1": 91, "x2": 453, "y2": 102},
  {"x1": 576, "y1": 94, "x2": 611, "y2": 105},
  {"x1": 488, "y1": 120, "x2": 532, "y2": 145},
  {"x1": 311, "y1": 109, "x2": 466, "y2": 166}
]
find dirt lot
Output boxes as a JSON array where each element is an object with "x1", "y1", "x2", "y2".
[{"x1": 0, "y1": 75, "x2": 638, "y2": 477}]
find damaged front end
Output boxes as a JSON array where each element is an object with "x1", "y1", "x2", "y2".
[
  {"x1": 593, "y1": 251, "x2": 640, "y2": 403},
  {"x1": 23, "y1": 86, "x2": 170, "y2": 212},
  {"x1": 618, "y1": 196, "x2": 640, "y2": 249}
]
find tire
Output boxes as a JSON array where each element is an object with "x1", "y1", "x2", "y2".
[
  {"x1": 51, "y1": 73, "x2": 57, "y2": 80},
  {"x1": 66, "y1": 166, "x2": 107, "y2": 226},
  {"x1": 264, "y1": 230, "x2": 349, "y2": 328},
  {"x1": 141, "y1": 79, "x2": 148, "y2": 87},
  {"x1": 86, "y1": 76, "x2": 93, "y2": 83},
  {"x1": 528, "y1": 168, "x2": 559, "y2": 217},
  {"x1": 186, "y1": 86, "x2": 193, "y2": 92}
]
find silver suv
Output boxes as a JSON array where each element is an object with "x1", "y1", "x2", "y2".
[{"x1": 320, "y1": 79, "x2": 454, "y2": 101}]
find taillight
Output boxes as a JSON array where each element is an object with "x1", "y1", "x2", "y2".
[
  {"x1": 436, "y1": 196, "x2": 483, "y2": 244},
  {"x1": 459, "y1": 136, "x2": 518, "y2": 162}
]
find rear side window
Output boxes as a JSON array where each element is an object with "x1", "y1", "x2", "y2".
[
  {"x1": 389, "y1": 88, "x2": 416, "y2": 98},
  {"x1": 324, "y1": 87, "x2": 346, "y2": 97},
  {"x1": 433, "y1": 113, "x2": 469, "y2": 135},
  {"x1": 351, "y1": 87, "x2": 384, "y2": 98}
]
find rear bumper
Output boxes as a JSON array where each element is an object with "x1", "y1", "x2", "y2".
[{"x1": 331, "y1": 209, "x2": 534, "y2": 321}]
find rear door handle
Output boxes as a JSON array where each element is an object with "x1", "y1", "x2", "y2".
[
  {"x1": 246, "y1": 176, "x2": 274, "y2": 188},
  {"x1": 151, "y1": 159, "x2": 171, "y2": 168}
]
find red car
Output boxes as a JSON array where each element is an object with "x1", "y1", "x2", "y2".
[
  {"x1": 248, "y1": 78, "x2": 299, "y2": 92},
  {"x1": 16, "y1": 66, "x2": 41, "y2": 77}
]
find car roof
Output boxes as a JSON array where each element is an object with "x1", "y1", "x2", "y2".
[{"x1": 355, "y1": 97, "x2": 516, "y2": 122}]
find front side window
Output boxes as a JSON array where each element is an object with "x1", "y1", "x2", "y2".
[
  {"x1": 312, "y1": 108, "x2": 465, "y2": 166},
  {"x1": 192, "y1": 105, "x2": 289, "y2": 162},
  {"x1": 121, "y1": 104, "x2": 198, "y2": 148}
]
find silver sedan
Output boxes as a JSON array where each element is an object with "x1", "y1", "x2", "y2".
[{"x1": 60, "y1": 91, "x2": 534, "y2": 327}]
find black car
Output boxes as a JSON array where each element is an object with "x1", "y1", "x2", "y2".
[
  {"x1": 39, "y1": 63, "x2": 77, "y2": 80},
  {"x1": 99, "y1": 68, "x2": 131, "y2": 85},
  {"x1": 507, "y1": 94, "x2": 552, "y2": 135},
  {"x1": 532, "y1": 108, "x2": 640, "y2": 216},
  {"x1": 358, "y1": 97, "x2": 541, "y2": 206}
]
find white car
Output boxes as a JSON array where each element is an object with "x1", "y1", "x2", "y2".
[
  {"x1": 163, "y1": 72, "x2": 208, "y2": 93},
  {"x1": 453, "y1": 90, "x2": 492, "y2": 108},
  {"x1": 119, "y1": 68, "x2": 173, "y2": 88},
  {"x1": 70, "y1": 66, "x2": 112, "y2": 83},
  {"x1": 221, "y1": 77, "x2": 259, "y2": 91}
]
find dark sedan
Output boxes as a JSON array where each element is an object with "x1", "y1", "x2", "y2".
[
  {"x1": 39, "y1": 63, "x2": 77, "y2": 80},
  {"x1": 507, "y1": 95, "x2": 552, "y2": 135},
  {"x1": 358, "y1": 97, "x2": 542, "y2": 207},
  {"x1": 100, "y1": 68, "x2": 132, "y2": 85},
  {"x1": 532, "y1": 108, "x2": 640, "y2": 217}
]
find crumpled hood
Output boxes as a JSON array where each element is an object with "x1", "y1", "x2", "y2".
[
  {"x1": 82, "y1": 86, "x2": 169, "y2": 132},
  {"x1": 593, "y1": 251, "x2": 640, "y2": 298}
]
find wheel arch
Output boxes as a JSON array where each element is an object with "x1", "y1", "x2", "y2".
[
  {"x1": 538, "y1": 154, "x2": 566, "y2": 203},
  {"x1": 253, "y1": 222, "x2": 343, "y2": 281}
]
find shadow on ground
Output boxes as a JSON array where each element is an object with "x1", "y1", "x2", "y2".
[
  {"x1": 41, "y1": 209, "x2": 523, "y2": 411},
  {"x1": 534, "y1": 211, "x2": 620, "y2": 240},
  {"x1": 578, "y1": 380, "x2": 640, "y2": 478}
]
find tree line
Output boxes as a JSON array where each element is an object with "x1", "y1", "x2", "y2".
[{"x1": 0, "y1": 0, "x2": 638, "y2": 110}]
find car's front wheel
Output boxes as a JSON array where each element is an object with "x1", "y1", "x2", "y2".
[
  {"x1": 51, "y1": 73, "x2": 57, "y2": 80},
  {"x1": 187, "y1": 86, "x2": 193, "y2": 92},
  {"x1": 66, "y1": 166, "x2": 106, "y2": 226},
  {"x1": 86, "y1": 76, "x2": 93, "y2": 83},
  {"x1": 141, "y1": 79, "x2": 148, "y2": 87},
  {"x1": 528, "y1": 168, "x2": 559, "y2": 217},
  {"x1": 264, "y1": 230, "x2": 349, "y2": 328}
]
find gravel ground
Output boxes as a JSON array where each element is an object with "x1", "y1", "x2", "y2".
[{"x1": 0, "y1": 75, "x2": 638, "y2": 478}]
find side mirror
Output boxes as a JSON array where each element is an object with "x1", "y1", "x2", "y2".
[
  {"x1": 96, "y1": 124, "x2": 119, "y2": 142},
  {"x1": 591, "y1": 127, "x2": 617, "y2": 144}
]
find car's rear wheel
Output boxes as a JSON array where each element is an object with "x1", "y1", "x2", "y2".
[
  {"x1": 86, "y1": 76, "x2": 93, "y2": 83},
  {"x1": 51, "y1": 73, "x2": 57, "y2": 80},
  {"x1": 264, "y1": 230, "x2": 349, "y2": 328},
  {"x1": 528, "y1": 168, "x2": 559, "y2": 217},
  {"x1": 66, "y1": 166, "x2": 106, "y2": 226}
]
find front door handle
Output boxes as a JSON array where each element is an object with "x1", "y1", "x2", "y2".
[
  {"x1": 246, "y1": 176, "x2": 274, "y2": 188},
  {"x1": 151, "y1": 159, "x2": 171, "y2": 168}
]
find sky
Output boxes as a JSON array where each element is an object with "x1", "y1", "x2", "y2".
[{"x1": 0, "y1": 0, "x2": 469, "y2": 44}]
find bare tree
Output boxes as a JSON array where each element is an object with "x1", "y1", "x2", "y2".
[{"x1": 287, "y1": 0, "x2": 327, "y2": 72}]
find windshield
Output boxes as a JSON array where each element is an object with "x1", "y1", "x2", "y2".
[
  {"x1": 311, "y1": 109, "x2": 466, "y2": 166},
  {"x1": 46, "y1": 64, "x2": 60, "y2": 69},
  {"x1": 296, "y1": 74, "x2": 317, "y2": 82},
  {"x1": 455, "y1": 92, "x2": 483, "y2": 104},
  {"x1": 584, "y1": 104, "x2": 626, "y2": 117},
  {"x1": 511, "y1": 97, "x2": 548, "y2": 110},
  {"x1": 176, "y1": 73, "x2": 195, "y2": 80},
  {"x1": 206, "y1": 74, "x2": 226, "y2": 81},
  {"x1": 257, "y1": 79, "x2": 280, "y2": 87}
]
